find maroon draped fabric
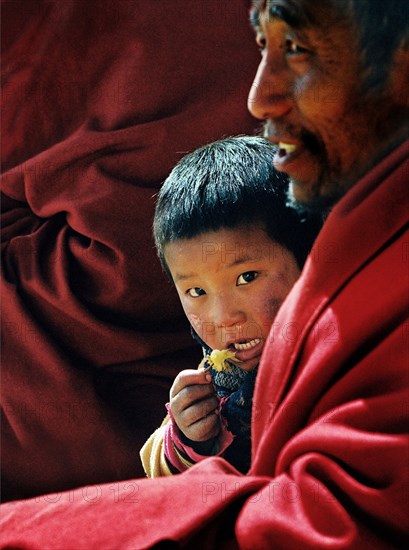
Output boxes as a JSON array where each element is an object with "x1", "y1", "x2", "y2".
[
  {"x1": 0, "y1": 144, "x2": 407, "y2": 547},
  {"x1": 1, "y1": 0, "x2": 260, "y2": 501}
]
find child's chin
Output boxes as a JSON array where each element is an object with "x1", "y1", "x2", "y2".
[{"x1": 235, "y1": 359, "x2": 258, "y2": 372}]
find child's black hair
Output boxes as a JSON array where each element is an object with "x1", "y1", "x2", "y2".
[{"x1": 154, "y1": 136, "x2": 322, "y2": 275}]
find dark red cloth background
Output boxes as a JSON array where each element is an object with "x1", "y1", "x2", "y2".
[{"x1": 1, "y1": 0, "x2": 260, "y2": 501}]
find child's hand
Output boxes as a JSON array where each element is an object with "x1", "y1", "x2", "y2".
[{"x1": 169, "y1": 369, "x2": 220, "y2": 442}]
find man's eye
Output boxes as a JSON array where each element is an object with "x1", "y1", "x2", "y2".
[
  {"x1": 286, "y1": 39, "x2": 309, "y2": 56},
  {"x1": 237, "y1": 271, "x2": 258, "y2": 286},
  {"x1": 187, "y1": 287, "x2": 206, "y2": 298},
  {"x1": 256, "y1": 34, "x2": 266, "y2": 52}
]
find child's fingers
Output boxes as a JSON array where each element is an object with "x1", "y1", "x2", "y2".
[
  {"x1": 170, "y1": 383, "x2": 218, "y2": 420},
  {"x1": 170, "y1": 368, "x2": 212, "y2": 399},
  {"x1": 182, "y1": 405, "x2": 220, "y2": 442},
  {"x1": 182, "y1": 394, "x2": 220, "y2": 427},
  {"x1": 171, "y1": 388, "x2": 220, "y2": 437},
  {"x1": 169, "y1": 369, "x2": 218, "y2": 439}
]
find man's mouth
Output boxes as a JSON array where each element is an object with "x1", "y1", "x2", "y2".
[
  {"x1": 277, "y1": 142, "x2": 298, "y2": 157},
  {"x1": 272, "y1": 139, "x2": 305, "y2": 173}
]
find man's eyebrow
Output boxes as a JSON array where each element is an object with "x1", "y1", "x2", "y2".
[
  {"x1": 249, "y1": 0, "x2": 267, "y2": 32},
  {"x1": 251, "y1": 1, "x2": 311, "y2": 31},
  {"x1": 269, "y1": 3, "x2": 307, "y2": 29},
  {"x1": 249, "y1": 6, "x2": 261, "y2": 32}
]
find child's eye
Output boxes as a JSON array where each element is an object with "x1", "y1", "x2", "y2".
[
  {"x1": 187, "y1": 287, "x2": 206, "y2": 298},
  {"x1": 237, "y1": 271, "x2": 258, "y2": 286}
]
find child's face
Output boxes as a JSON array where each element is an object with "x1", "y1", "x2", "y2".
[{"x1": 164, "y1": 225, "x2": 301, "y2": 372}]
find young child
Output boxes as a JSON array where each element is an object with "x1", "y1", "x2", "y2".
[{"x1": 140, "y1": 136, "x2": 321, "y2": 476}]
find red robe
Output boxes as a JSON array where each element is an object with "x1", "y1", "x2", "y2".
[
  {"x1": 1, "y1": 143, "x2": 407, "y2": 547},
  {"x1": 0, "y1": 1, "x2": 259, "y2": 500}
]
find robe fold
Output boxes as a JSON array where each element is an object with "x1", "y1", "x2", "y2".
[
  {"x1": 1, "y1": 138, "x2": 407, "y2": 548},
  {"x1": 0, "y1": 0, "x2": 259, "y2": 501}
]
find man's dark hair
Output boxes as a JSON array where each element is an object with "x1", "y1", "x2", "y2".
[
  {"x1": 154, "y1": 136, "x2": 322, "y2": 276},
  {"x1": 347, "y1": 0, "x2": 409, "y2": 92},
  {"x1": 251, "y1": 0, "x2": 408, "y2": 94}
]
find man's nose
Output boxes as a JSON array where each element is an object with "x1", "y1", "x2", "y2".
[{"x1": 247, "y1": 54, "x2": 292, "y2": 121}]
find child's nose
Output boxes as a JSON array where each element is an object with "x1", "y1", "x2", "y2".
[{"x1": 212, "y1": 296, "x2": 246, "y2": 328}]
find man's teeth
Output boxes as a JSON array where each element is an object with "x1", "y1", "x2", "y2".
[
  {"x1": 233, "y1": 338, "x2": 261, "y2": 351},
  {"x1": 278, "y1": 142, "x2": 297, "y2": 154}
]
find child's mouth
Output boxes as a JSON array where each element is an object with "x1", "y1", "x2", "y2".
[
  {"x1": 227, "y1": 338, "x2": 264, "y2": 370},
  {"x1": 230, "y1": 338, "x2": 261, "y2": 351}
]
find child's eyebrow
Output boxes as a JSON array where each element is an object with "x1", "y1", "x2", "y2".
[
  {"x1": 173, "y1": 272, "x2": 197, "y2": 283},
  {"x1": 227, "y1": 255, "x2": 260, "y2": 268}
]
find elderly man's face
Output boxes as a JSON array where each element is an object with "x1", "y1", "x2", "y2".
[{"x1": 248, "y1": 0, "x2": 407, "y2": 211}]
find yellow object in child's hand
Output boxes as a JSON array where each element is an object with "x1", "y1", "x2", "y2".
[{"x1": 199, "y1": 348, "x2": 240, "y2": 372}]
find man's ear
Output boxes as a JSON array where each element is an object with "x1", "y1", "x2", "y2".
[{"x1": 390, "y1": 42, "x2": 409, "y2": 108}]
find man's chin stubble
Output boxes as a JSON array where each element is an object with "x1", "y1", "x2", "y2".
[{"x1": 285, "y1": 177, "x2": 344, "y2": 218}]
